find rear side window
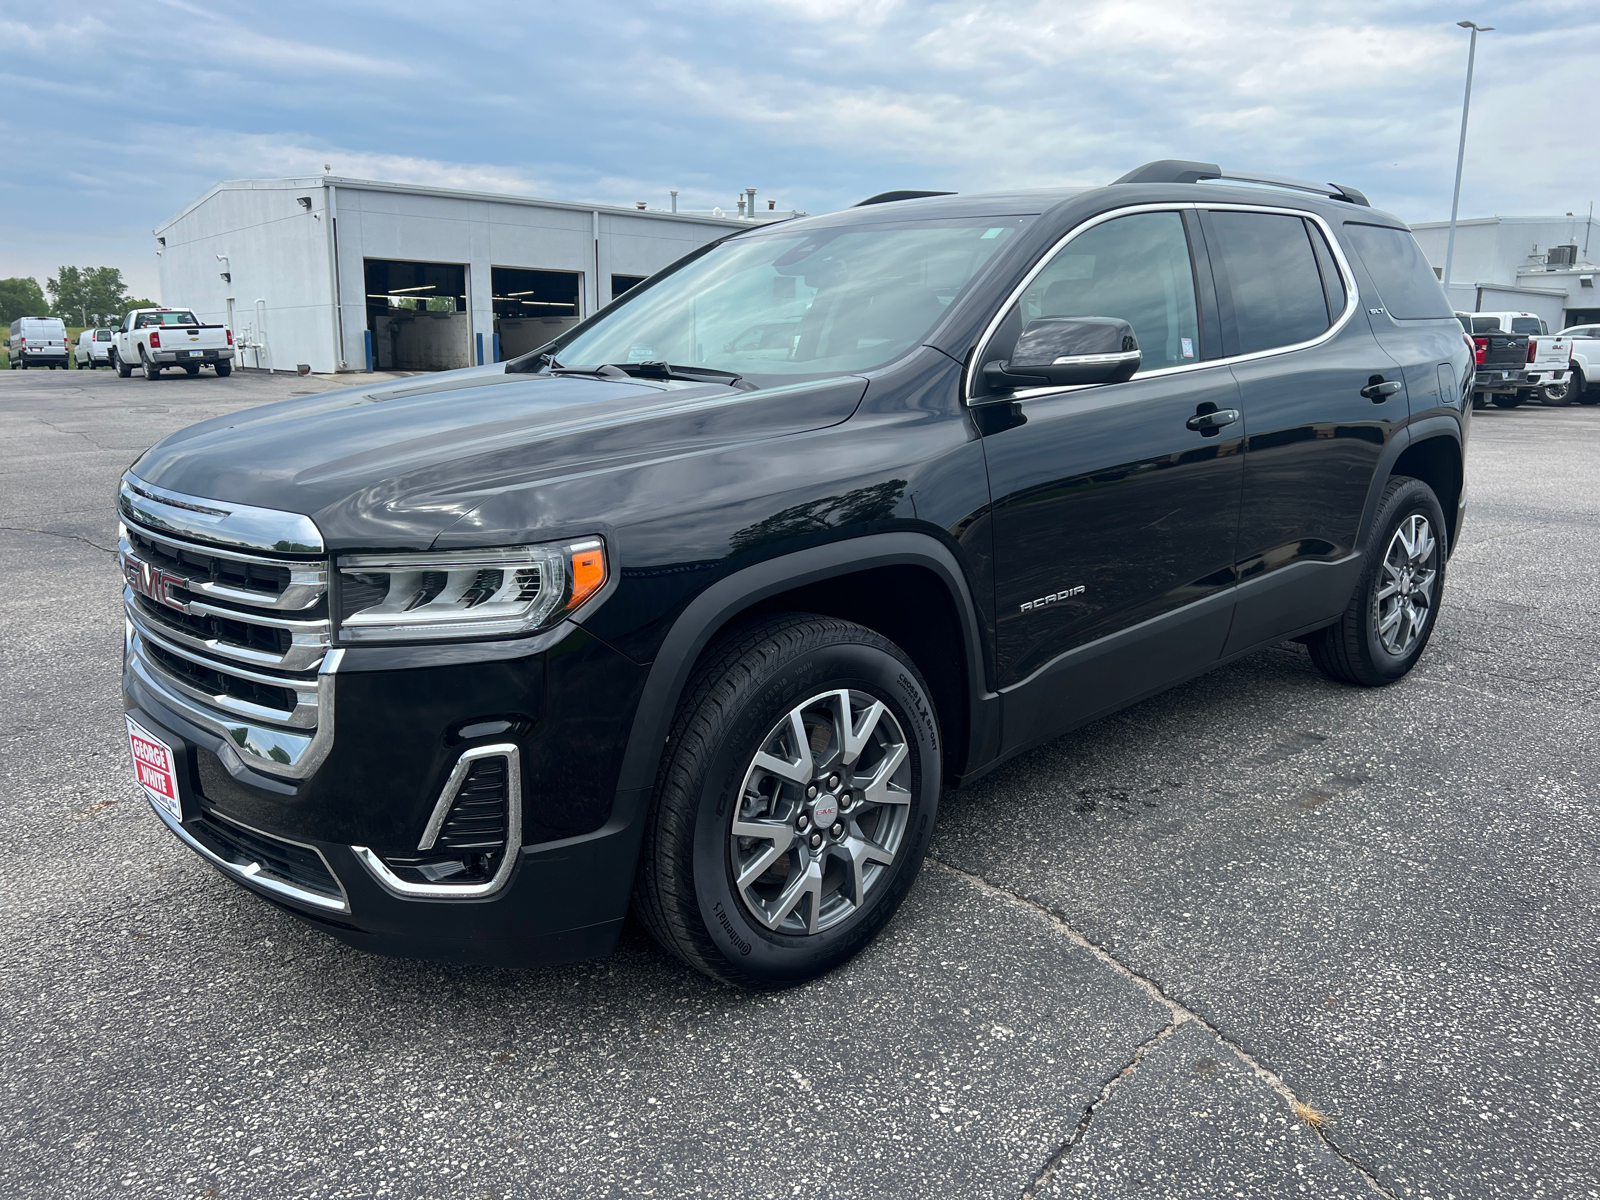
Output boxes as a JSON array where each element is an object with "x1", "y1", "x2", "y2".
[
  {"x1": 1341, "y1": 224, "x2": 1453, "y2": 319},
  {"x1": 1207, "y1": 211, "x2": 1331, "y2": 354},
  {"x1": 1507, "y1": 317, "x2": 1542, "y2": 335},
  {"x1": 1471, "y1": 317, "x2": 1501, "y2": 334}
]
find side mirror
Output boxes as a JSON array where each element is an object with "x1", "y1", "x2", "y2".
[{"x1": 982, "y1": 317, "x2": 1140, "y2": 391}]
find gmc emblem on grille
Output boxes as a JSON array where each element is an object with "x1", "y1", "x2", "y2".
[{"x1": 123, "y1": 554, "x2": 188, "y2": 612}]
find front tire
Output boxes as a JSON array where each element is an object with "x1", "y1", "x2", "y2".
[
  {"x1": 215, "y1": 360, "x2": 232, "y2": 377},
  {"x1": 1574, "y1": 367, "x2": 1600, "y2": 405},
  {"x1": 1491, "y1": 395, "x2": 1522, "y2": 408},
  {"x1": 1306, "y1": 477, "x2": 1447, "y2": 687},
  {"x1": 635, "y1": 614, "x2": 941, "y2": 988},
  {"x1": 114, "y1": 351, "x2": 132, "y2": 378}
]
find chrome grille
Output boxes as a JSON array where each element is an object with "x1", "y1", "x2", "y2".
[{"x1": 120, "y1": 473, "x2": 336, "y2": 779}]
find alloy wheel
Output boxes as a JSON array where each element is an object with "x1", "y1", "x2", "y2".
[
  {"x1": 730, "y1": 689, "x2": 912, "y2": 936},
  {"x1": 1376, "y1": 514, "x2": 1437, "y2": 657}
]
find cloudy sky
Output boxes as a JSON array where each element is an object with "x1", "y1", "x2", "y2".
[{"x1": 4, "y1": 0, "x2": 1596, "y2": 298}]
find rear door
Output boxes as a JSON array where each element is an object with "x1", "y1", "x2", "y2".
[
  {"x1": 974, "y1": 208, "x2": 1244, "y2": 752},
  {"x1": 1202, "y1": 205, "x2": 1404, "y2": 653},
  {"x1": 1340, "y1": 222, "x2": 1470, "y2": 420}
]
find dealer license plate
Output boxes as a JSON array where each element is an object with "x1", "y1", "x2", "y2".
[{"x1": 126, "y1": 716, "x2": 180, "y2": 819}]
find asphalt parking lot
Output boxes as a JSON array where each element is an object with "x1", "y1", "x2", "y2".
[{"x1": 1, "y1": 367, "x2": 1596, "y2": 1200}]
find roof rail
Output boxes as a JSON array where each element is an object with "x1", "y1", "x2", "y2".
[
  {"x1": 853, "y1": 190, "x2": 956, "y2": 207},
  {"x1": 1112, "y1": 160, "x2": 1369, "y2": 207}
]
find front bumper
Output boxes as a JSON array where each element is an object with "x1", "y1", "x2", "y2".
[
  {"x1": 124, "y1": 622, "x2": 652, "y2": 968},
  {"x1": 152, "y1": 348, "x2": 235, "y2": 364}
]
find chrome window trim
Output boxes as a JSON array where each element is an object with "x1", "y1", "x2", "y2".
[
  {"x1": 145, "y1": 794, "x2": 350, "y2": 913},
  {"x1": 121, "y1": 474, "x2": 324, "y2": 556},
  {"x1": 963, "y1": 201, "x2": 1361, "y2": 405},
  {"x1": 126, "y1": 633, "x2": 339, "y2": 779},
  {"x1": 352, "y1": 743, "x2": 522, "y2": 901}
]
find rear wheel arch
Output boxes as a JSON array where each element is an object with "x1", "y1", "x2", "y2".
[
  {"x1": 612, "y1": 534, "x2": 993, "y2": 799},
  {"x1": 1390, "y1": 432, "x2": 1463, "y2": 553}
]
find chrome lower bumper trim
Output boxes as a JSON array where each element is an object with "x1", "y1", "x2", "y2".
[{"x1": 146, "y1": 794, "x2": 350, "y2": 913}]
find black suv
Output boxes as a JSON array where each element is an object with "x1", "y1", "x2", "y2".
[{"x1": 119, "y1": 161, "x2": 1471, "y2": 987}]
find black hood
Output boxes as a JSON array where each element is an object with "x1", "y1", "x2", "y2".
[{"x1": 131, "y1": 369, "x2": 868, "y2": 551}]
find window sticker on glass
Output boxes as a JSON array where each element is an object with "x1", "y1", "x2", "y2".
[
  {"x1": 1181, "y1": 337, "x2": 1195, "y2": 359},
  {"x1": 981, "y1": 228, "x2": 1005, "y2": 239}
]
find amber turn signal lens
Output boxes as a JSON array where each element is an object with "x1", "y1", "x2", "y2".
[{"x1": 569, "y1": 542, "x2": 607, "y2": 607}]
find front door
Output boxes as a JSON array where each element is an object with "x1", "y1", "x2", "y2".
[{"x1": 975, "y1": 209, "x2": 1244, "y2": 753}]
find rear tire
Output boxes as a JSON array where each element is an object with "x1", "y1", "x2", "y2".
[
  {"x1": 1541, "y1": 380, "x2": 1571, "y2": 405},
  {"x1": 634, "y1": 614, "x2": 941, "y2": 988},
  {"x1": 141, "y1": 354, "x2": 160, "y2": 381},
  {"x1": 1306, "y1": 477, "x2": 1447, "y2": 687},
  {"x1": 215, "y1": 360, "x2": 232, "y2": 377}
]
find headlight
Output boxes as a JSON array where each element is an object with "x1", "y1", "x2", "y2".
[{"x1": 335, "y1": 538, "x2": 607, "y2": 643}]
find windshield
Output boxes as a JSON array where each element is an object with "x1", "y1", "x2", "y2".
[
  {"x1": 137, "y1": 311, "x2": 199, "y2": 327},
  {"x1": 551, "y1": 215, "x2": 1032, "y2": 383}
]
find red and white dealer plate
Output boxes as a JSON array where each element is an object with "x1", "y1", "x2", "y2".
[{"x1": 126, "y1": 715, "x2": 180, "y2": 820}]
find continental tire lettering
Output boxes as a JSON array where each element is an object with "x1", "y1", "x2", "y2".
[
  {"x1": 712, "y1": 901, "x2": 752, "y2": 955},
  {"x1": 895, "y1": 672, "x2": 938, "y2": 752}
]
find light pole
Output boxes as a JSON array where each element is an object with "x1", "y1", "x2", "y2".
[{"x1": 1441, "y1": 20, "x2": 1493, "y2": 294}]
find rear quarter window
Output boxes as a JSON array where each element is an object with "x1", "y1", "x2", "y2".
[{"x1": 1341, "y1": 224, "x2": 1453, "y2": 320}]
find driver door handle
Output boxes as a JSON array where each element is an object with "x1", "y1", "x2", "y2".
[
  {"x1": 1186, "y1": 407, "x2": 1240, "y2": 432},
  {"x1": 1361, "y1": 378, "x2": 1403, "y2": 402}
]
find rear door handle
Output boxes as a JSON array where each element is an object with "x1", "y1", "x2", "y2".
[
  {"x1": 1186, "y1": 407, "x2": 1240, "y2": 433},
  {"x1": 1361, "y1": 378, "x2": 1403, "y2": 402}
]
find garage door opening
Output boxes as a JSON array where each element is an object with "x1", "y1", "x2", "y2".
[
  {"x1": 366, "y1": 259, "x2": 470, "y2": 371},
  {"x1": 611, "y1": 274, "x2": 647, "y2": 300},
  {"x1": 493, "y1": 267, "x2": 581, "y2": 361}
]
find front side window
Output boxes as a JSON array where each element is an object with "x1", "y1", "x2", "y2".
[
  {"x1": 1342, "y1": 223, "x2": 1454, "y2": 320},
  {"x1": 553, "y1": 215, "x2": 1030, "y2": 384},
  {"x1": 1208, "y1": 211, "x2": 1333, "y2": 354},
  {"x1": 985, "y1": 210, "x2": 1201, "y2": 381}
]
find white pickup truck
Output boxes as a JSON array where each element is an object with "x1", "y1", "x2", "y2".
[
  {"x1": 1555, "y1": 323, "x2": 1600, "y2": 405},
  {"x1": 1524, "y1": 334, "x2": 1573, "y2": 404},
  {"x1": 112, "y1": 308, "x2": 235, "y2": 380}
]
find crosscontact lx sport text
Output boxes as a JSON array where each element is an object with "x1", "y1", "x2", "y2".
[{"x1": 120, "y1": 160, "x2": 1471, "y2": 986}]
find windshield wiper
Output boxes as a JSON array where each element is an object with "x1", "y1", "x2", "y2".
[{"x1": 625, "y1": 362, "x2": 755, "y2": 390}]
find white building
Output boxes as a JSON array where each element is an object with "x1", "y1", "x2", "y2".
[
  {"x1": 1410, "y1": 214, "x2": 1600, "y2": 330},
  {"x1": 153, "y1": 176, "x2": 761, "y2": 374}
]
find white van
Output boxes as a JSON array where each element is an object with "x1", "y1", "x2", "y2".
[{"x1": 7, "y1": 316, "x2": 70, "y2": 369}]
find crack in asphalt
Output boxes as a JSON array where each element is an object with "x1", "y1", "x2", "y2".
[
  {"x1": 0, "y1": 526, "x2": 117, "y2": 555},
  {"x1": 928, "y1": 858, "x2": 1400, "y2": 1200}
]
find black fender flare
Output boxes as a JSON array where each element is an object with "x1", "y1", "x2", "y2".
[
  {"x1": 1355, "y1": 415, "x2": 1464, "y2": 555},
  {"x1": 613, "y1": 532, "x2": 995, "y2": 795}
]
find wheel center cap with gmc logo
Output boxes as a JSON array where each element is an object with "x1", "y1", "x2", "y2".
[{"x1": 811, "y1": 795, "x2": 839, "y2": 827}]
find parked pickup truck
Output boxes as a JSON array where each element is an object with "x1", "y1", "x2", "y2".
[
  {"x1": 119, "y1": 162, "x2": 1470, "y2": 987},
  {"x1": 1458, "y1": 313, "x2": 1531, "y2": 407},
  {"x1": 1523, "y1": 334, "x2": 1574, "y2": 404},
  {"x1": 112, "y1": 308, "x2": 235, "y2": 380},
  {"x1": 1555, "y1": 323, "x2": 1600, "y2": 405}
]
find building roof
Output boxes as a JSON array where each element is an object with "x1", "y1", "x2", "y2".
[{"x1": 155, "y1": 175, "x2": 758, "y2": 236}]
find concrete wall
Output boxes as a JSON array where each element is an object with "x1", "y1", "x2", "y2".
[
  {"x1": 156, "y1": 177, "x2": 748, "y2": 374},
  {"x1": 157, "y1": 178, "x2": 336, "y2": 371},
  {"x1": 1412, "y1": 216, "x2": 1600, "y2": 326}
]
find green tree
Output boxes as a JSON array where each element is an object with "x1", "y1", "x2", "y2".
[
  {"x1": 0, "y1": 276, "x2": 49, "y2": 325},
  {"x1": 46, "y1": 265, "x2": 134, "y2": 326}
]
